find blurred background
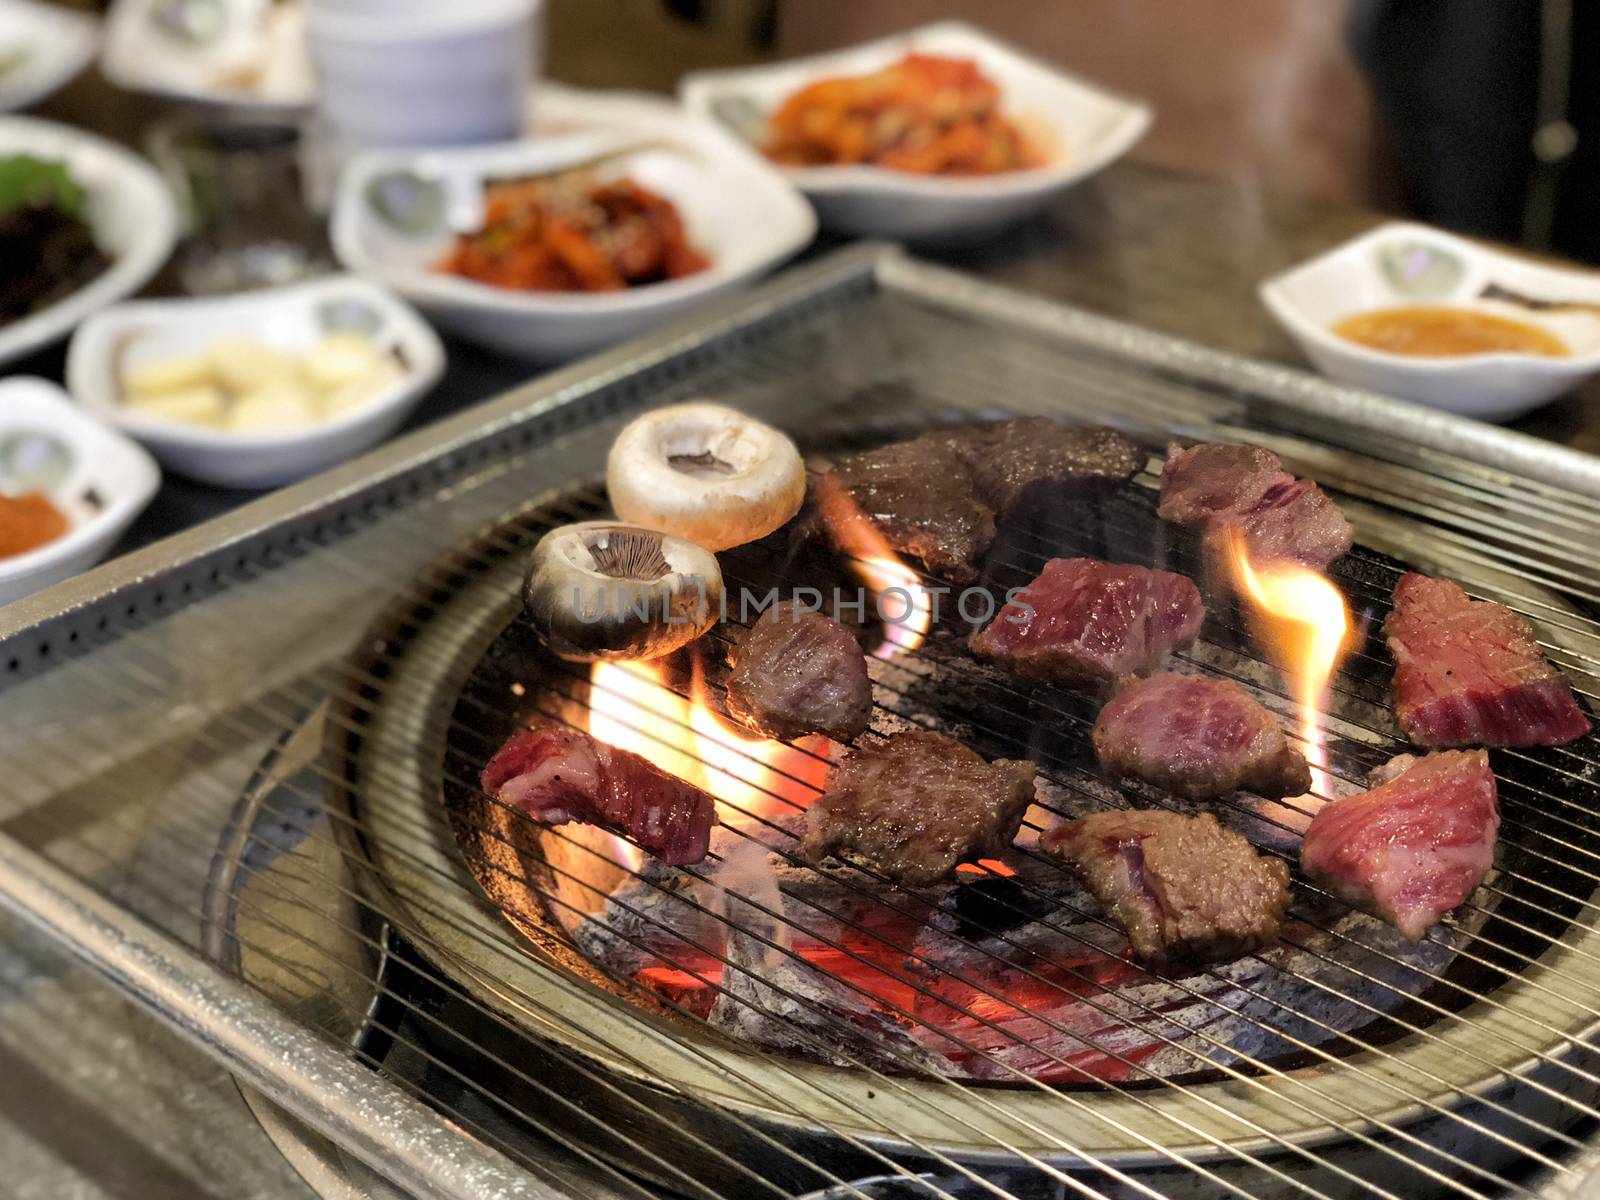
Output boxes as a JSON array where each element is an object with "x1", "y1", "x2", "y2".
[
  {"x1": 2, "y1": 0, "x2": 1587, "y2": 565},
  {"x1": 39, "y1": 0, "x2": 1597, "y2": 262}
]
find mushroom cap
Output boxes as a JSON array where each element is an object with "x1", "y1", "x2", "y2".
[
  {"x1": 523, "y1": 521, "x2": 723, "y2": 662},
  {"x1": 606, "y1": 402, "x2": 806, "y2": 552}
]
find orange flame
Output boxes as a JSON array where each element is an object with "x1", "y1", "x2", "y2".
[
  {"x1": 955, "y1": 859, "x2": 1018, "y2": 878},
  {"x1": 586, "y1": 660, "x2": 830, "y2": 845},
  {"x1": 1225, "y1": 529, "x2": 1350, "y2": 798},
  {"x1": 814, "y1": 473, "x2": 933, "y2": 658},
  {"x1": 582, "y1": 473, "x2": 935, "y2": 868}
]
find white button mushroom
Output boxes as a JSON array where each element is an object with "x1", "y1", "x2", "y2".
[
  {"x1": 605, "y1": 402, "x2": 806, "y2": 552},
  {"x1": 524, "y1": 521, "x2": 724, "y2": 662}
]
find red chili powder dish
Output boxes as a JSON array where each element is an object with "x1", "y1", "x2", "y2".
[{"x1": 0, "y1": 491, "x2": 69, "y2": 559}]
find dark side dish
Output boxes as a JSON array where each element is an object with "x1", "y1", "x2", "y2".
[{"x1": 0, "y1": 155, "x2": 109, "y2": 326}]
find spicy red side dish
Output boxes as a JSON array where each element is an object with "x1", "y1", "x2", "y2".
[
  {"x1": 763, "y1": 52, "x2": 1045, "y2": 175},
  {"x1": 437, "y1": 173, "x2": 710, "y2": 294}
]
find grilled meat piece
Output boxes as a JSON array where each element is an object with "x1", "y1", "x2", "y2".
[
  {"x1": 481, "y1": 724, "x2": 716, "y2": 866},
  {"x1": 1158, "y1": 442, "x2": 1353, "y2": 571},
  {"x1": 970, "y1": 558, "x2": 1205, "y2": 688},
  {"x1": 725, "y1": 601, "x2": 872, "y2": 742},
  {"x1": 1157, "y1": 443, "x2": 1284, "y2": 524},
  {"x1": 800, "y1": 731, "x2": 1037, "y2": 886},
  {"x1": 817, "y1": 433, "x2": 995, "y2": 583},
  {"x1": 1385, "y1": 573, "x2": 1590, "y2": 748},
  {"x1": 1042, "y1": 809, "x2": 1290, "y2": 964},
  {"x1": 1093, "y1": 673, "x2": 1311, "y2": 801},
  {"x1": 819, "y1": 419, "x2": 1143, "y2": 582},
  {"x1": 1301, "y1": 750, "x2": 1498, "y2": 941},
  {"x1": 953, "y1": 417, "x2": 1146, "y2": 512}
]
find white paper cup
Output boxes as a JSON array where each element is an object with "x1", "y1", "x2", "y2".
[{"x1": 307, "y1": 0, "x2": 541, "y2": 149}]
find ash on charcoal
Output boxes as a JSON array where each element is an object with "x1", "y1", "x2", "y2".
[
  {"x1": 708, "y1": 918, "x2": 955, "y2": 1073},
  {"x1": 569, "y1": 858, "x2": 717, "y2": 975},
  {"x1": 707, "y1": 836, "x2": 955, "y2": 1073},
  {"x1": 565, "y1": 778, "x2": 1496, "y2": 1084}
]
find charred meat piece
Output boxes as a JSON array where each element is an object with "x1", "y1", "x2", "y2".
[
  {"x1": 1385, "y1": 573, "x2": 1590, "y2": 748},
  {"x1": 819, "y1": 419, "x2": 1143, "y2": 582},
  {"x1": 1093, "y1": 673, "x2": 1311, "y2": 800},
  {"x1": 1158, "y1": 442, "x2": 1353, "y2": 571},
  {"x1": 1300, "y1": 750, "x2": 1498, "y2": 940},
  {"x1": 481, "y1": 724, "x2": 716, "y2": 866},
  {"x1": 1042, "y1": 809, "x2": 1290, "y2": 964},
  {"x1": 801, "y1": 731, "x2": 1037, "y2": 886},
  {"x1": 952, "y1": 417, "x2": 1145, "y2": 512},
  {"x1": 817, "y1": 433, "x2": 995, "y2": 583},
  {"x1": 725, "y1": 601, "x2": 872, "y2": 742},
  {"x1": 971, "y1": 558, "x2": 1205, "y2": 688}
]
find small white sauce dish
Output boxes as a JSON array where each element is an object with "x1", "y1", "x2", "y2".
[
  {"x1": 330, "y1": 112, "x2": 815, "y2": 360},
  {"x1": 101, "y1": 0, "x2": 313, "y2": 111},
  {"x1": 0, "y1": 0, "x2": 99, "y2": 113},
  {"x1": 679, "y1": 20, "x2": 1151, "y2": 241},
  {"x1": 67, "y1": 275, "x2": 445, "y2": 490},
  {"x1": 0, "y1": 377, "x2": 159, "y2": 608},
  {"x1": 1260, "y1": 221, "x2": 1600, "y2": 422},
  {"x1": 0, "y1": 116, "x2": 178, "y2": 368}
]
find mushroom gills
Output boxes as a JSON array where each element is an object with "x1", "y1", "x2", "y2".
[
  {"x1": 523, "y1": 521, "x2": 723, "y2": 662},
  {"x1": 668, "y1": 450, "x2": 738, "y2": 478},
  {"x1": 585, "y1": 527, "x2": 674, "y2": 581}
]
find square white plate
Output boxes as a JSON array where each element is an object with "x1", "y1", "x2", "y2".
[
  {"x1": 330, "y1": 109, "x2": 816, "y2": 360},
  {"x1": 1261, "y1": 222, "x2": 1600, "y2": 422},
  {"x1": 0, "y1": 377, "x2": 159, "y2": 607},
  {"x1": 680, "y1": 20, "x2": 1151, "y2": 240}
]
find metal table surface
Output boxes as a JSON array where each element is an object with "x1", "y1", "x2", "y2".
[{"x1": 5, "y1": 157, "x2": 1600, "y2": 1200}]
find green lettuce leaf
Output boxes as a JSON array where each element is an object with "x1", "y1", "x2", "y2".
[{"x1": 0, "y1": 155, "x2": 87, "y2": 217}]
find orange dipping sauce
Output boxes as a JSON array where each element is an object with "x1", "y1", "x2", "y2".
[
  {"x1": 0, "y1": 491, "x2": 69, "y2": 559},
  {"x1": 1331, "y1": 305, "x2": 1568, "y2": 358}
]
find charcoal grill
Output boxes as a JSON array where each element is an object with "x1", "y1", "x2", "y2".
[{"x1": 4, "y1": 243, "x2": 1600, "y2": 1200}]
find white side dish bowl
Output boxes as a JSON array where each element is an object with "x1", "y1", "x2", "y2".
[
  {"x1": 679, "y1": 20, "x2": 1151, "y2": 240},
  {"x1": 67, "y1": 275, "x2": 445, "y2": 489},
  {"x1": 330, "y1": 113, "x2": 816, "y2": 360},
  {"x1": 101, "y1": 0, "x2": 314, "y2": 110},
  {"x1": 0, "y1": 0, "x2": 99, "y2": 112},
  {"x1": 0, "y1": 116, "x2": 177, "y2": 367},
  {"x1": 0, "y1": 377, "x2": 159, "y2": 608},
  {"x1": 1261, "y1": 222, "x2": 1600, "y2": 423}
]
